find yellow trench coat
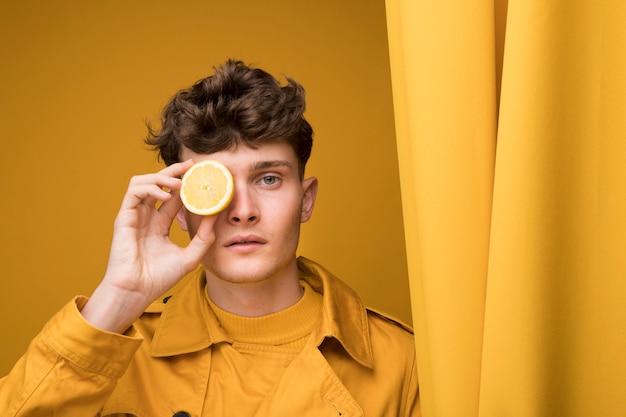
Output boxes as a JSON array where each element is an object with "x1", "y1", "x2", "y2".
[{"x1": 1, "y1": 258, "x2": 420, "y2": 416}]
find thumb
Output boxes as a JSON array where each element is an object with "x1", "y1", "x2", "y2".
[{"x1": 183, "y1": 215, "x2": 216, "y2": 265}]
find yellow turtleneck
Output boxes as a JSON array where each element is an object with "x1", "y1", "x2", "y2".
[{"x1": 203, "y1": 280, "x2": 323, "y2": 415}]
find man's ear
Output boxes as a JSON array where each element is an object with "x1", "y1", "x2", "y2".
[
  {"x1": 176, "y1": 208, "x2": 189, "y2": 232},
  {"x1": 301, "y1": 177, "x2": 318, "y2": 223}
]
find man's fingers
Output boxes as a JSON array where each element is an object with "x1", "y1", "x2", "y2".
[
  {"x1": 128, "y1": 173, "x2": 182, "y2": 191},
  {"x1": 120, "y1": 183, "x2": 174, "y2": 209},
  {"x1": 184, "y1": 215, "x2": 216, "y2": 263},
  {"x1": 158, "y1": 188, "x2": 183, "y2": 219},
  {"x1": 118, "y1": 160, "x2": 194, "y2": 210},
  {"x1": 158, "y1": 159, "x2": 195, "y2": 179}
]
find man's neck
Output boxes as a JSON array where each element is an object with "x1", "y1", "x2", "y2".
[{"x1": 203, "y1": 264, "x2": 304, "y2": 317}]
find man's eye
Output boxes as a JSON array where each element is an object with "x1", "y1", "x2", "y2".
[
  {"x1": 261, "y1": 176, "x2": 278, "y2": 185},
  {"x1": 262, "y1": 176, "x2": 277, "y2": 185}
]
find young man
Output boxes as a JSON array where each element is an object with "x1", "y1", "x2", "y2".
[{"x1": 0, "y1": 60, "x2": 420, "y2": 416}]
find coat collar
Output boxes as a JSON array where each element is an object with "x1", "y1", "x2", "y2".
[
  {"x1": 149, "y1": 257, "x2": 374, "y2": 368},
  {"x1": 297, "y1": 257, "x2": 374, "y2": 368}
]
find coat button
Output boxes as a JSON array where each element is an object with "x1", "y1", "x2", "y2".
[{"x1": 172, "y1": 412, "x2": 190, "y2": 417}]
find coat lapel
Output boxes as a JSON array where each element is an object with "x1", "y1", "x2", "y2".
[{"x1": 254, "y1": 346, "x2": 363, "y2": 417}]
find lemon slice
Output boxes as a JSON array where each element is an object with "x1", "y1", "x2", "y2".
[{"x1": 180, "y1": 160, "x2": 234, "y2": 215}]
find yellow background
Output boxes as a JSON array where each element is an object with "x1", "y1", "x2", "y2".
[{"x1": 0, "y1": 0, "x2": 411, "y2": 375}]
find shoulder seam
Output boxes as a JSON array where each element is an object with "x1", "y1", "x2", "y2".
[{"x1": 366, "y1": 307, "x2": 414, "y2": 334}]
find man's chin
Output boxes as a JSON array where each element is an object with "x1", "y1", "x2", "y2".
[{"x1": 203, "y1": 261, "x2": 273, "y2": 285}]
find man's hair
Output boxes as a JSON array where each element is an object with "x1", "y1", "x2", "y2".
[{"x1": 145, "y1": 59, "x2": 313, "y2": 177}]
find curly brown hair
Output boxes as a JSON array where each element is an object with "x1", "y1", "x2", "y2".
[{"x1": 145, "y1": 60, "x2": 313, "y2": 177}]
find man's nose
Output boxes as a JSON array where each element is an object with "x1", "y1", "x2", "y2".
[{"x1": 227, "y1": 184, "x2": 259, "y2": 224}]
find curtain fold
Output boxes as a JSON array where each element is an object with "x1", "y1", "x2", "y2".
[
  {"x1": 386, "y1": 0, "x2": 626, "y2": 416},
  {"x1": 385, "y1": 1, "x2": 497, "y2": 416}
]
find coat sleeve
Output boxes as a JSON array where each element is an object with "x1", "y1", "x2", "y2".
[{"x1": 0, "y1": 297, "x2": 143, "y2": 416}]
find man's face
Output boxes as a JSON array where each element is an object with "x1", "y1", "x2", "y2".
[{"x1": 178, "y1": 141, "x2": 317, "y2": 286}]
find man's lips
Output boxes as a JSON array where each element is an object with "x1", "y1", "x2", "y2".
[{"x1": 224, "y1": 235, "x2": 266, "y2": 247}]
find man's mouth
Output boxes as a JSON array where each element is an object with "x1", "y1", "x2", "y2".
[
  {"x1": 225, "y1": 236, "x2": 265, "y2": 247},
  {"x1": 229, "y1": 240, "x2": 254, "y2": 246}
]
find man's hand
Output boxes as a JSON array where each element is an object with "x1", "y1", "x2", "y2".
[{"x1": 81, "y1": 160, "x2": 214, "y2": 333}]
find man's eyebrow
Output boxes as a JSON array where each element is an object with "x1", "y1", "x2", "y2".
[{"x1": 251, "y1": 160, "x2": 294, "y2": 171}]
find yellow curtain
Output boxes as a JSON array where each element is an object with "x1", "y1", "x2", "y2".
[{"x1": 385, "y1": 0, "x2": 626, "y2": 416}]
